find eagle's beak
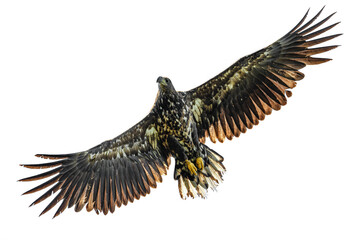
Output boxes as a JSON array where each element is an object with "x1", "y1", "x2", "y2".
[
  {"x1": 157, "y1": 76, "x2": 167, "y2": 86},
  {"x1": 157, "y1": 76, "x2": 163, "y2": 83}
]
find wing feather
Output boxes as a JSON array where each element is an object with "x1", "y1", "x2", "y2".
[
  {"x1": 19, "y1": 113, "x2": 171, "y2": 217},
  {"x1": 184, "y1": 8, "x2": 340, "y2": 142}
]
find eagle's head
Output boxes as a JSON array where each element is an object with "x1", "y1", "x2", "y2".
[{"x1": 157, "y1": 76, "x2": 176, "y2": 93}]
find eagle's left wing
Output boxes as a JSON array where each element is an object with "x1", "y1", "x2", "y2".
[
  {"x1": 183, "y1": 8, "x2": 340, "y2": 143},
  {"x1": 19, "y1": 113, "x2": 171, "y2": 218}
]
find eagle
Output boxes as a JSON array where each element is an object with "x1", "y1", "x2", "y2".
[{"x1": 19, "y1": 7, "x2": 340, "y2": 218}]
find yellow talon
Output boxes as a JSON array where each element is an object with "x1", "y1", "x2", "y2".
[
  {"x1": 196, "y1": 157, "x2": 204, "y2": 170},
  {"x1": 185, "y1": 160, "x2": 197, "y2": 175}
]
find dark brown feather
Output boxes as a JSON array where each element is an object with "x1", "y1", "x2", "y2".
[
  {"x1": 19, "y1": 167, "x2": 61, "y2": 182},
  {"x1": 39, "y1": 180, "x2": 72, "y2": 217},
  {"x1": 295, "y1": 7, "x2": 324, "y2": 33},
  {"x1": 20, "y1": 160, "x2": 65, "y2": 169},
  {"x1": 53, "y1": 176, "x2": 79, "y2": 218},
  {"x1": 301, "y1": 34, "x2": 342, "y2": 47},
  {"x1": 22, "y1": 175, "x2": 61, "y2": 195},
  {"x1": 300, "y1": 45, "x2": 338, "y2": 56},
  {"x1": 303, "y1": 22, "x2": 340, "y2": 40}
]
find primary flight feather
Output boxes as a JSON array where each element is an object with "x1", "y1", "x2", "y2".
[{"x1": 19, "y1": 7, "x2": 340, "y2": 218}]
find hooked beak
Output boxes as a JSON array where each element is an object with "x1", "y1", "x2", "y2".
[
  {"x1": 156, "y1": 76, "x2": 163, "y2": 83},
  {"x1": 157, "y1": 76, "x2": 167, "y2": 86}
]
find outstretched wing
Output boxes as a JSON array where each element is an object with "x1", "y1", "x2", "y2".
[
  {"x1": 184, "y1": 8, "x2": 341, "y2": 143},
  {"x1": 19, "y1": 113, "x2": 170, "y2": 218}
]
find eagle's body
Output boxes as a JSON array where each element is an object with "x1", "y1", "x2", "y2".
[
  {"x1": 153, "y1": 77, "x2": 225, "y2": 197},
  {"x1": 20, "y1": 8, "x2": 340, "y2": 218}
]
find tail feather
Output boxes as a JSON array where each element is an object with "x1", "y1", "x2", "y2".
[{"x1": 178, "y1": 145, "x2": 225, "y2": 199}]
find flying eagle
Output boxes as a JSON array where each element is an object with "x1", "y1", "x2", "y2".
[{"x1": 19, "y1": 7, "x2": 340, "y2": 218}]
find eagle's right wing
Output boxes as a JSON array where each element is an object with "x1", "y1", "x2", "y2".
[
  {"x1": 19, "y1": 112, "x2": 171, "y2": 218},
  {"x1": 183, "y1": 7, "x2": 340, "y2": 143}
]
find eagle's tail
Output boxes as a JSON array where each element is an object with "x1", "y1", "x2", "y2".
[{"x1": 177, "y1": 144, "x2": 226, "y2": 199}]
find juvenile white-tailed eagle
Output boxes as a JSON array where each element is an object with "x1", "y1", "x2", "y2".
[{"x1": 19, "y1": 7, "x2": 340, "y2": 218}]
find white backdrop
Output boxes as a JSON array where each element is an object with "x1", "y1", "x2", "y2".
[{"x1": 1, "y1": 0, "x2": 355, "y2": 239}]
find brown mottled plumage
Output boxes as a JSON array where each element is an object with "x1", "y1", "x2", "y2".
[{"x1": 19, "y1": 7, "x2": 340, "y2": 217}]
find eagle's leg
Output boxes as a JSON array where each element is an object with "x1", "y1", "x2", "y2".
[
  {"x1": 191, "y1": 122, "x2": 204, "y2": 171},
  {"x1": 167, "y1": 136, "x2": 201, "y2": 176},
  {"x1": 184, "y1": 159, "x2": 197, "y2": 175},
  {"x1": 183, "y1": 157, "x2": 204, "y2": 176},
  {"x1": 195, "y1": 157, "x2": 204, "y2": 170}
]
